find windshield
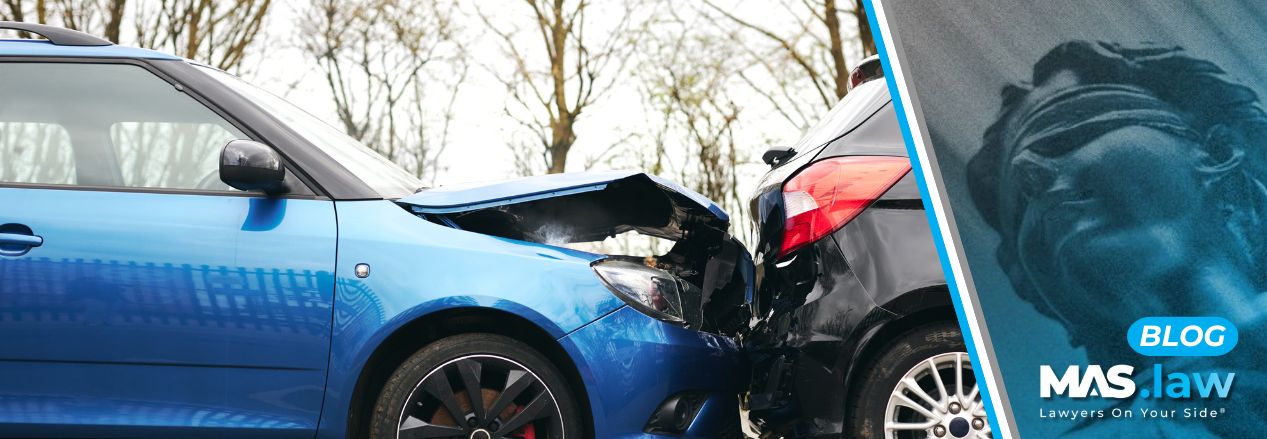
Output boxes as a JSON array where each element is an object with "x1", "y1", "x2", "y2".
[{"x1": 199, "y1": 66, "x2": 423, "y2": 198}]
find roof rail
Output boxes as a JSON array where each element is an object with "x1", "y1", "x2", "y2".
[{"x1": 0, "y1": 21, "x2": 112, "y2": 47}]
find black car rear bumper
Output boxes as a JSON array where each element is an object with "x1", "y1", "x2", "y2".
[{"x1": 746, "y1": 199, "x2": 952, "y2": 437}]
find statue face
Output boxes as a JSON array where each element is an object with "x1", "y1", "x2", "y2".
[{"x1": 1006, "y1": 125, "x2": 1212, "y2": 323}]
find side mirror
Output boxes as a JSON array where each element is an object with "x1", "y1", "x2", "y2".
[{"x1": 220, "y1": 139, "x2": 286, "y2": 194}]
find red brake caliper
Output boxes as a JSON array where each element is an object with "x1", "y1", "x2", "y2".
[{"x1": 508, "y1": 405, "x2": 536, "y2": 439}]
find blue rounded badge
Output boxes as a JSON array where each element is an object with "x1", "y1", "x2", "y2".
[{"x1": 1127, "y1": 317, "x2": 1238, "y2": 357}]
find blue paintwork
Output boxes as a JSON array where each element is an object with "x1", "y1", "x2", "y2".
[
  {"x1": 0, "y1": 48, "x2": 748, "y2": 438},
  {"x1": 316, "y1": 200, "x2": 627, "y2": 437},
  {"x1": 403, "y1": 170, "x2": 731, "y2": 221},
  {"x1": 0, "y1": 39, "x2": 181, "y2": 59},
  {"x1": 559, "y1": 306, "x2": 743, "y2": 438},
  {"x1": 0, "y1": 188, "x2": 749, "y2": 438},
  {"x1": 0, "y1": 188, "x2": 336, "y2": 438}
]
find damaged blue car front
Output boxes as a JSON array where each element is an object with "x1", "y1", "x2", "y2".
[{"x1": 0, "y1": 22, "x2": 753, "y2": 439}]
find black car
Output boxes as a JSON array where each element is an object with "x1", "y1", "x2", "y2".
[{"x1": 745, "y1": 57, "x2": 990, "y2": 439}]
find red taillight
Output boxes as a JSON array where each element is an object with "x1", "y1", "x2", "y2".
[{"x1": 780, "y1": 156, "x2": 911, "y2": 256}]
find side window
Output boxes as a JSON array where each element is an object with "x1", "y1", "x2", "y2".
[
  {"x1": 111, "y1": 122, "x2": 239, "y2": 190},
  {"x1": 0, "y1": 62, "x2": 249, "y2": 191},
  {"x1": 0, "y1": 123, "x2": 75, "y2": 185}
]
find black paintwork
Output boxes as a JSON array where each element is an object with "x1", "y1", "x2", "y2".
[
  {"x1": 762, "y1": 146, "x2": 797, "y2": 167},
  {"x1": 745, "y1": 81, "x2": 955, "y2": 438},
  {"x1": 219, "y1": 139, "x2": 287, "y2": 193}
]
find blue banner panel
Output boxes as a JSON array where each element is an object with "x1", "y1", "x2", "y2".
[{"x1": 871, "y1": 1, "x2": 1267, "y2": 437}]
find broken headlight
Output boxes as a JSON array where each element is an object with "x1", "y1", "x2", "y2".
[{"x1": 592, "y1": 260, "x2": 686, "y2": 325}]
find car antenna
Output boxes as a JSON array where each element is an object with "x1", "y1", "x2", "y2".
[{"x1": 0, "y1": 22, "x2": 112, "y2": 47}]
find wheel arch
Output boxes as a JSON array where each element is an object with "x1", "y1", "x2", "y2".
[
  {"x1": 344, "y1": 306, "x2": 594, "y2": 439},
  {"x1": 842, "y1": 285, "x2": 959, "y2": 411}
]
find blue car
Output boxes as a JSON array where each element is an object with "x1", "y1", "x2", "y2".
[{"x1": 0, "y1": 23, "x2": 753, "y2": 439}]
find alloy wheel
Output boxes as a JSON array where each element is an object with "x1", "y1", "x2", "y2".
[
  {"x1": 397, "y1": 354, "x2": 565, "y2": 439},
  {"x1": 883, "y1": 352, "x2": 989, "y2": 439}
]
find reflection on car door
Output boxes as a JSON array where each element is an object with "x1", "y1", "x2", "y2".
[{"x1": 0, "y1": 61, "x2": 336, "y2": 438}]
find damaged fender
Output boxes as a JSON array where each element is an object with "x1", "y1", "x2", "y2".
[{"x1": 400, "y1": 171, "x2": 755, "y2": 335}]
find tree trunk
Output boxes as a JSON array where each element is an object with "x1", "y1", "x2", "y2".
[
  {"x1": 546, "y1": 0, "x2": 572, "y2": 174},
  {"x1": 824, "y1": 0, "x2": 848, "y2": 99},
  {"x1": 105, "y1": 0, "x2": 126, "y2": 44},
  {"x1": 548, "y1": 116, "x2": 574, "y2": 174},
  {"x1": 3, "y1": 0, "x2": 31, "y2": 38},
  {"x1": 185, "y1": 0, "x2": 208, "y2": 59},
  {"x1": 854, "y1": 0, "x2": 876, "y2": 57}
]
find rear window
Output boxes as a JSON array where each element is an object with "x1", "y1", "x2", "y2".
[{"x1": 789, "y1": 78, "x2": 891, "y2": 153}]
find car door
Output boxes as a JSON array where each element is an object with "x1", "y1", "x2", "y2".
[{"x1": 0, "y1": 60, "x2": 336, "y2": 438}]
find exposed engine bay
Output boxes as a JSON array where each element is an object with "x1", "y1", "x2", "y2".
[{"x1": 407, "y1": 173, "x2": 752, "y2": 335}]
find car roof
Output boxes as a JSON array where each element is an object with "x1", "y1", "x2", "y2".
[
  {"x1": 0, "y1": 39, "x2": 181, "y2": 60},
  {"x1": 784, "y1": 77, "x2": 892, "y2": 159}
]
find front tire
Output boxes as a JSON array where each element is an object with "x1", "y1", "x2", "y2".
[
  {"x1": 847, "y1": 322, "x2": 989, "y2": 439},
  {"x1": 370, "y1": 333, "x2": 582, "y2": 439}
]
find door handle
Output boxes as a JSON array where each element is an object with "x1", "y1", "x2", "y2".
[
  {"x1": 0, "y1": 233, "x2": 42, "y2": 247},
  {"x1": 0, "y1": 228, "x2": 42, "y2": 257}
]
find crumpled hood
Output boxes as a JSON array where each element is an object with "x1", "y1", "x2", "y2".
[{"x1": 398, "y1": 171, "x2": 729, "y2": 243}]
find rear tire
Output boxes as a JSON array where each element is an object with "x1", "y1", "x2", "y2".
[
  {"x1": 369, "y1": 333, "x2": 582, "y2": 439},
  {"x1": 847, "y1": 322, "x2": 989, "y2": 439}
]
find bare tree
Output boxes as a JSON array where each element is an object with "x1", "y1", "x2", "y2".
[
  {"x1": 636, "y1": 3, "x2": 749, "y2": 242},
  {"x1": 0, "y1": 0, "x2": 37, "y2": 38},
  {"x1": 49, "y1": 0, "x2": 126, "y2": 43},
  {"x1": 393, "y1": 0, "x2": 469, "y2": 182},
  {"x1": 299, "y1": 0, "x2": 468, "y2": 183},
  {"x1": 0, "y1": 0, "x2": 269, "y2": 72},
  {"x1": 133, "y1": 0, "x2": 272, "y2": 72},
  {"x1": 301, "y1": 0, "x2": 384, "y2": 141},
  {"x1": 851, "y1": 0, "x2": 875, "y2": 58},
  {"x1": 477, "y1": 0, "x2": 642, "y2": 175},
  {"x1": 703, "y1": 0, "x2": 874, "y2": 128}
]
